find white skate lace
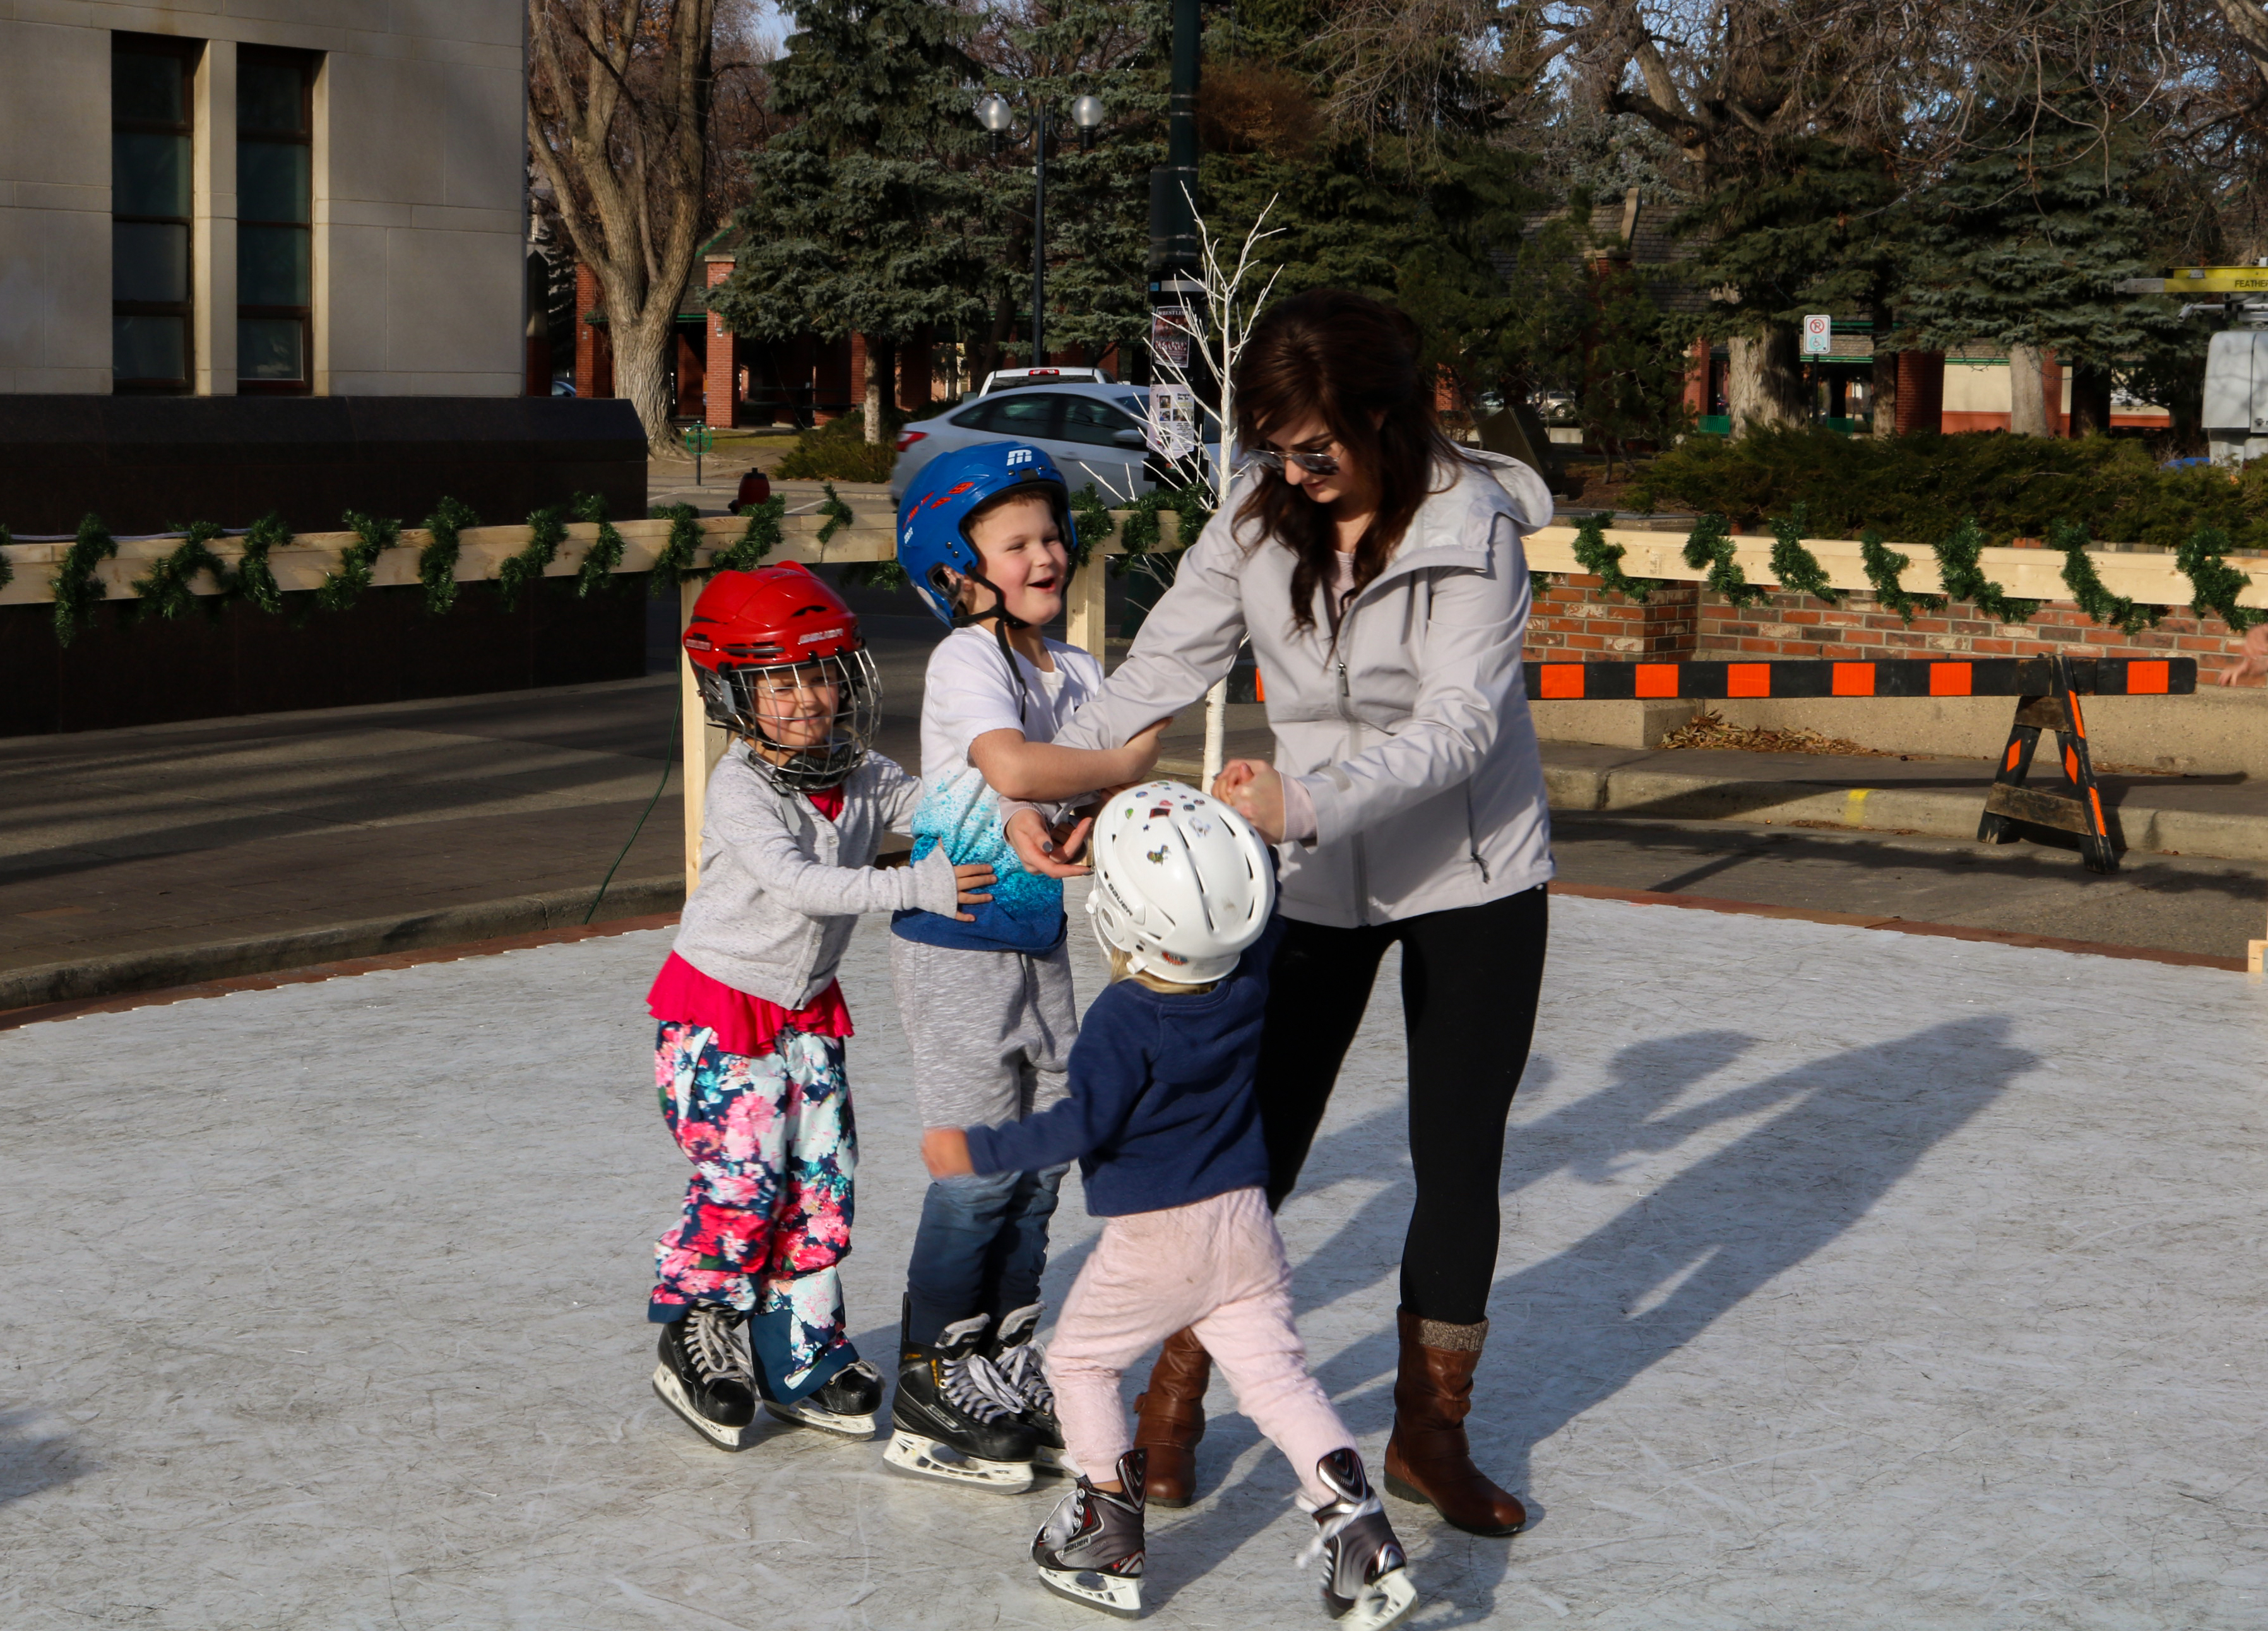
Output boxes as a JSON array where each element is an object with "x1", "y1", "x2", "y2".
[
  {"x1": 1296, "y1": 1490, "x2": 1385, "y2": 1572},
  {"x1": 997, "y1": 1341, "x2": 1056, "y2": 1413},
  {"x1": 684, "y1": 1309, "x2": 754, "y2": 1386},
  {"x1": 941, "y1": 1353, "x2": 1022, "y2": 1423}
]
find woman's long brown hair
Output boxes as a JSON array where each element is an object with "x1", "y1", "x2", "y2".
[{"x1": 1231, "y1": 288, "x2": 1462, "y2": 638}]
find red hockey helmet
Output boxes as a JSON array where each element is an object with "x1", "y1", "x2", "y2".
[{"x1": 682, "y1": 562, "x2": 879, "y2": 791}]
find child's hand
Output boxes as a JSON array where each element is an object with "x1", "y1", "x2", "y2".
[
  {"x1": 952, "y1": 863, "x2": 996, "y2": 922},
  {"x1": 922, "y1": 1127, "x2": 974, "y2": 1178}
]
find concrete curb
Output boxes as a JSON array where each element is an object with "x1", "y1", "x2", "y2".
[
  {"x1": 0, "y1": 874, "x2": 686, "y2": 1013},
  {"x1": 1544, "y1": 763, "x2": 2268, "y2": 863}
]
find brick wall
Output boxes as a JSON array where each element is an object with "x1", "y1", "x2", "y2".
[
  {"x1": 1525, "y1": 573, "x2": 2262, "y2": 684},
  {"x1": 704, "y1": 259, "x2": 735, "y2": 429}
]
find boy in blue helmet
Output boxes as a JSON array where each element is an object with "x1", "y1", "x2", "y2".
[{"x1": 885, "y1": 442, "x2": 1170, "y2": 1491}]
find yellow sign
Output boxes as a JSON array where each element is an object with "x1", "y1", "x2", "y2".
[{"x1": 2164, "y1": 267, "x2": 2268, "y2": 292}]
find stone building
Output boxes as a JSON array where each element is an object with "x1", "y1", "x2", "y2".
[{"x1": 0, "y1": 1, "x2": 526, "y2": 398}]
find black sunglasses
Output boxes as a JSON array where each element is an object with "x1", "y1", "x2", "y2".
[{"x1": 1245, "y1": 448, "x2": 1342, "y2": 477}]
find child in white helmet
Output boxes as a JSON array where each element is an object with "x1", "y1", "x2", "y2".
[{"x1": 923, "y1": 782, "x2": 1417, "y2": 1630}]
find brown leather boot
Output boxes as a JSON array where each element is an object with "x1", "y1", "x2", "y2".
[
  {"x1": 1383, "y1": 1308, "x2": 1527, "y2": 1536},
  {"x1": 1130, "y1": 1327, "x2": 1211, "y2": 1508}
]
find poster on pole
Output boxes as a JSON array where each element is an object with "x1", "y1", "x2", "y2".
[
  {"x1": 1148, "y1": 383, "x2": 1199, "y2": 460},
  {"x1": 1150, "y1": 305, "x2": 1196, "y2": 372},
  {"x1": 1801, "y1": 314, "x2": 1833, "y2": 355}
]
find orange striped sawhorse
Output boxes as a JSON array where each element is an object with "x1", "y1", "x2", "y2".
[{"x1": 1521, "y1": 655, "x2": 2195, "y2": 876}]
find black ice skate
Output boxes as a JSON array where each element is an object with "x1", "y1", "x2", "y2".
[
  {"x1": 755, "y1": 1355, "x2": 883, "y2": 1438},
  {"x1": 884, "y1": 1301, "x2": 1037, "y2": 1492},
  {"x1": 651, "y1": 1307, "x2": 759, "y2": 1451},
  {"x1": 984, "y1": 1302, "x2": 1069, "y2": 1473},
  {"x1": 1299, "y1": 1448, "x2": 1417, "y2": 1630},
  {"x1": 1032, "y1": 1448, "x2": 1146, "y2": 1617}
]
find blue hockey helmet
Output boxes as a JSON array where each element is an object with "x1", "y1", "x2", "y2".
[{"x1": 896, "y1": 441, "x2": 1076, "y2": 627}]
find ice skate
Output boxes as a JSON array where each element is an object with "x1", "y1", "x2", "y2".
[
  {"x1": 1299, "y1": 1448, "x2": 1416, "y2": 1630},
  {"x1": 756, "y1": 1356, "x2": 883, "y2": 1438},
  {"x1": 985, "y1": 1302, "x2": 1071, "y2": 1473},
  {"x1": 1032, "y1": 1449, "x2": 1146, "y2": 1616},
  {"x1": 884, "y1": 1303, "x2": 1038, "y2": 1492},
  {"x1": 651, "y1": 1306, "x2": 760, "y2": 1451}
]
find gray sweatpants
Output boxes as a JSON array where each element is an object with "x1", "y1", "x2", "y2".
[{"x1": 889, "y1": 935, "x2": 1077, "y2": 1128}]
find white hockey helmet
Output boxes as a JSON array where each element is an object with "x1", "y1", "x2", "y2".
[{"x1": 1086, "y1": 780, "x2": 1276, "y2": 984}]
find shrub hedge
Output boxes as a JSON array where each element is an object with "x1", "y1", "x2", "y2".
[
  {"x1": 1636, "y1": 428, "x2": 2268, "y2": 550},
  {"x1": 774, "y1": 429, "x2": 898, "y2": 483}
]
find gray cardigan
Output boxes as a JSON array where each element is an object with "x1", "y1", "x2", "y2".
[
  {"x1": 671, "y1": 744, "x2": 959, "y2": 1008},
  {"x1": 1050, "y1": 453, "x2": 1554, "y2": 928}
]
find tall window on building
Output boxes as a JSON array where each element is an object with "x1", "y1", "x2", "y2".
[
  {"x1": 112, "y1": 38, "x2": 199, "y2": 393},
  {"x1": 237, "y1": 50, "x2": 314, "y2": 391}
]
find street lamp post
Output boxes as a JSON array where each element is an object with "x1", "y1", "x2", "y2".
[{"x1": 977, "y1": 91, "x2": 1107, "y2": 370}]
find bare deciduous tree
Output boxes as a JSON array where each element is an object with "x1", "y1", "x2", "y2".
[{"x1": 528, "y1": 0, "x2": 717, "y2": 458}]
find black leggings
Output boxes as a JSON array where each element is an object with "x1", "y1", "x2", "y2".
[{"x1": 1255, "y1": 884, "x2": 1549, "y2": 1326}]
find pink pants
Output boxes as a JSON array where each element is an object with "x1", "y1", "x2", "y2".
[{"x1": 1042, "y1": 1185, "x2": 1354, "y2": 1505}]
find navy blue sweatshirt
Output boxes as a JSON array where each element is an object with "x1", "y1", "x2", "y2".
[{"x1": 963, "y1": 924, "x2": 1281, "y2": 1216}]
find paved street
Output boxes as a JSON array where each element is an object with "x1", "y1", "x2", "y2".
[{"x1": 3, "y1": 897, "x2": 2262, "y2": 1628}]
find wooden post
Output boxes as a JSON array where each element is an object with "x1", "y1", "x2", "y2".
[
  {"x1": 1067, "y1": 550, "x2": 1110, "y2": 668},
  {"x1": 679, "y1": 577, "x2": 728, "y2": 894}
]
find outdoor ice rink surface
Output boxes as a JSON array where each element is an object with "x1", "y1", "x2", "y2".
[{"x1": 2, "y1": 890, "x2": 2264, "y2": 1630}]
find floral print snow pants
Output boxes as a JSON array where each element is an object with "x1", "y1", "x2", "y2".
[{"x1": 649, "y1": 1022, "x2": 857, "y2": 1402}]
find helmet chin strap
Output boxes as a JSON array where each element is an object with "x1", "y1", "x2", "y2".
[{"x1": 949, "y1": 569, "x2": 1033, "y2": 721}]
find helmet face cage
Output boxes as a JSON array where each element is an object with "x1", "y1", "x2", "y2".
[{"x1": 698, "y1": 645, "x2": 880, "y2": 792}]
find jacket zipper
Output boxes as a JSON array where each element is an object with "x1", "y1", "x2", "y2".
[
  {"x1": 1334, "y1": 649, "x2": 1370, "y2": 924},
  {"x1": 1465, "y1": 785, "x2": 1491, "y2": 883}
]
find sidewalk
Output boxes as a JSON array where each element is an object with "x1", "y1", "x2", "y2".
[{"x1": 4, "y1": 645, "x2": 2262, "y2": 1009}]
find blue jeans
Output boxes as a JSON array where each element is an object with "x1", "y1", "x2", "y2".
[{"x1": 904, "y1": 1166, "x2": 1067, "y2": 1348}]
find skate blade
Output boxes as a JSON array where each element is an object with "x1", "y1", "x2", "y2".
[
  {"x1": 1038, "y1": 1563, "x2": 1143, "y2": 1618},
  {"x1": 762, "y1": 1399, "x2": 877, "y2": 1439},
  {"x1": 1033, "y1": 1442, "x2": 1075, "y2": 1474},
  {"x1": 1338, "y1": 1568, "x2": 1417, "y2": 1631},
  {"x1": 651, "y1": 1364, "x2": 756, "y2": 1452},
  {"x1": 882, "y1": 1429, "x2": 1034, "y2": 1493}
]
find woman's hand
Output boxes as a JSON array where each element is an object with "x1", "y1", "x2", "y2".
[
  {"x1": 1120, "y1": 716, "x2": 1175, "y2": 781},
  {"x1": 951, "y1": 863, "x2": 996, "y2": 923},
  {"x1": 1212, "y1": 757, "x2": 1286, "y2": 841},
  {"x1": 1005, "y1": 805, "x2": 1093, "y2": 877},
  {"x1": 922, "y1": 1127, "x2": 974, "y2": 1178},
  {"x1": 2219, "y1": 624, "x2": 2268, "y2": 686}
]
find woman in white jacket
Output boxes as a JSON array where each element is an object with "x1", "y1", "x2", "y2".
[{"x1": 1009, "y1": 290, "x2": 1552, "y2": 1537}]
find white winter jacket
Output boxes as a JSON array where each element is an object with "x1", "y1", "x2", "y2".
[
  {"x1": 1055, "y1": 451, "x2": 1554, "y2": 928},
  {"x1": 672, "y1": 744, "x2": 961, "y2": 1007}
]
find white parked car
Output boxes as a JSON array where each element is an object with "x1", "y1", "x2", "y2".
[
  {"x1": 891, "y1": 383, "x2": 1224, "y2": 507},
  {"x1": 975, "y1": 365, "x2": 1115, "y2": 395}
]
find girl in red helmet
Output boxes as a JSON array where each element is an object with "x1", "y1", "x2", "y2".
[{"x1": 646, "y1": 562, "x2": 994, "y2": 1454}]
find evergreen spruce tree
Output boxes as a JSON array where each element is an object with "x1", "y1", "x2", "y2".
[
  {"x1": 709, "y1": 0, "x2": 997, "y2": 441},
  {"x1": 1898, "y1": 78, "x2": 2187, "y2": 435}
]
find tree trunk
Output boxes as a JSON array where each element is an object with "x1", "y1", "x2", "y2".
[
  {"x1": 1726, "y1": 327, "x2": 1807, "y2": 435},
  {"x1": 2009, "y1": 345, "x2": 2051, "y2": 436},
  {"x1": 1871, "y1": 352, "x2": 1899, "y2": 436},
  {"x1": 611, "y1": 298, "x2": 681, "y2": 461},
  {"x1": 2069, "y1": 364, "x2": 2114, "y2": 436},
  {"x1": 862, "y1": 335, "x2": 895, "y2": 443}
]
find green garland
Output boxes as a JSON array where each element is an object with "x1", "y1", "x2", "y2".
[
  {"x1": 1682, "y1": 513, "x2": 1770, "y2": 609},
  {"x1": 713, "y1": 496, "x2": 785, "y2": 575},
  {"x1": 1931, "y1": 519, "x2": 2040, "y2": 625},
  {"x1": 815, "y1": 482, "x2": 854, "y2": 547},
  {"x1": 496, "y1": 506, "x2": 566, "y2": 610},
  {"x1": 1114, "y1": 483, "x2": 1214, "y2": 559},
  {"x1": 52, "y1": 513, "x2": 118, "y2": 646},
  {"x1": 1570, "y1": 513, "x2": 1661, "y2": 602},
  {"x1": 1766, "y1": 504, "x2": 1841, "y2": 605},
  {"x1": 648, "y1": 502, "x2": 703, "y2": 595},
  {"x1": 1858, "y1": 529, "x2": 1942, "y2": 624},
  {"x1": 131, "y1": 519, "x2": 230, "y2": 620},
  {"x1": 1068, "y1": 483, "x2": 1115, "y2": 567},
  {"x1": 316, "y1": 511, "x2": 400, "y2": 612},
  {"x1": 419, "y1": 497, "x2": 480, "y2": 615},
  {"x1": 568, "y1": 492, "x2": 626, "y2": 598},
  {"x1": 2174, "y1": 525, "x2": 2266, "y2": 634},
  {"x1": 2052, "y1": 519, "x2": 2160, "y2": 638},
  {"x1": 232, "y1": 513, "x2": 288, "y2": 614}
]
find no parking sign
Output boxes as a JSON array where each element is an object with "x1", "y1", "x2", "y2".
[{"x1": 1802, "y1": 314, "x2": 1833, "y2": 355}]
